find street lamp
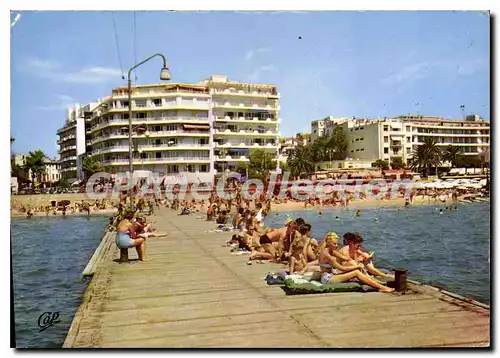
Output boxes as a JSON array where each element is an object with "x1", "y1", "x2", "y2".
[{"x1": 127, "y1": 53, "x2": 170, "y2": 204}]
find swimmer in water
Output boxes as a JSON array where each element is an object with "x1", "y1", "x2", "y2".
[
  {"x1": 439, "y1": 209, "x2": 443, "y2": 214},
  {"x1": 355, "y1": 210, "x2": 361, "y2": 217},
  {"x1": 335, "y1": 216, "x2": 339, "y2": 220},
  {"x1": 373, "y1": 217, "x2": 379, "y2": 222},
  {"x1": 318, "y1": 211, "x2": 322, "y2": 215}
]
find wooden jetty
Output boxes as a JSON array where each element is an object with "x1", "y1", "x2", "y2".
[{"x1": 64, "y1": 208, "x2": 490, "y2": 348}]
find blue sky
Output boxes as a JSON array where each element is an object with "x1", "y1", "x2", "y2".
[{"x1": 11, "y1": 11, "x2": 490, "y2": 158}]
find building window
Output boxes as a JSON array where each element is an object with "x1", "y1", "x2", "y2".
[
  {"x1": 361, "y1": 149, "x2": 364, "y2": 151},
  {"x1": 384, "y1": 136, "x2": 388, "y2": 143},
  {"x1": 135, "y1": 100, "x2": 147, "y2": 107},
  {"x1": 406, "y1": 126, "x2": 411, "y2": 131},
  {"x1": 166, "y1": 125, "x2": 177, "y2": 131},
  {"x1": 156, "y1": 152, "x2": 162, "y2": 159},
  {"x1": 200, "y1": 164, "x2": 208, "y2": 172},
  {"x1": 406, "y1": 148, "x2": 411, "y2": 154},
  {"x1": 383, "y1": 125, "x2": 389, "y2": 131},
  {"x1": 136, "y1": 112, "x2": 146, "y2": 119},
  {"x1": 154, "y1": 125, "x2": 162, "y2": 132},
  {"x1": 169, "y1": 165, "x2": 179, "y2": 173},
  {"x1": 384, "y1": 148, "x2": 389, "y2": 154},
  {"x1": 153, "y1": 98, "x2": 162, "y2": 106}
]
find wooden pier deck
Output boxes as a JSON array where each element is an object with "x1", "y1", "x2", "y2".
[{"x1": 64, "y1": 208, "x2": 490, "y2": 348}]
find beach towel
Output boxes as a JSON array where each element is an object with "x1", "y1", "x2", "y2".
[{"x1": 283, "y1": 275, "x2": 376, "y2": 294}]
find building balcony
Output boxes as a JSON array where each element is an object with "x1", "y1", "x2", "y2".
[
  {"x1": 211, "y1": 88, "x2": 279, "y2": 99},
  {"x1": 100, "y1": 157, "x2": 211, "y2": 166},
  {"x1": 214, "y1": 129, "x2": 279, "y2": 136},
  {"x1": 212, "y1": 102, "x2": 279, "y2": 111},
  {"x1": 91, "y1": 144, "x2": 210, "y2": 156},
  {"x1": 214, "y1": 142, "x2": 277, "y2": 148},
  {"x1": 414, "y1": 132, "x2": 490, "y2": 137},
  {"x1": 61, "y1": 156, "x2": 77, "y2": 161},
  {"x1": 106, "y1": 101, "x2": 210, "y2": 113},
  {"x1": 89, "y1": 130, "x2": 211, "y2": 146},
  {"x1": 214, "y1": 116, "x2": 278, "y2": 124},
  {"x1": 214, "y1": 155, "x2": 250, "y2": 162},
  {"x1": 88, "y1": 117, "x2": 210, "y2": 133}
]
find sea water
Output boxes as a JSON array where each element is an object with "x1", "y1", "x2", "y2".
[
  {"x1": 264, "y1": 202, "x2": 490, "y2": 304},
  {"x1": 11, "y1": 215, "x2": 109, "y2": 348}
]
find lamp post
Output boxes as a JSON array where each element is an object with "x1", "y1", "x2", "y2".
[{"x1": 127, "y1": 53, "x2": 170, "y2": 204}]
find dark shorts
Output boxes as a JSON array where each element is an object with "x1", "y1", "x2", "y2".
[{"x1": 260, "y1": 234, "x2": 272, "y2": 245}]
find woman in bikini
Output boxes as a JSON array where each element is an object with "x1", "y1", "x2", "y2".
[
  {"x1": 318, "y1": 232, "x2": 394, "y2": 293},
  {"x1": 116, "y1": 210, "x2": 146, "y2": 261},
  {"x1": 340, "y1": 232, "x2": 394, "y2": 279}
]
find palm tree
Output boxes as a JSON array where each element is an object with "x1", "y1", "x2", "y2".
[
  {"x1": 441, "y1": 145, "x2": 463, "y2": 168},
  {"x1": 287, "y1": 145, "x2": 314, "y2": 179},
  {"x1": 24, "y1": 150, "x2": 46, "y2": 185},
  {"x1": 82, "y1": 156, "x2": 102, "y2": 179},
  {"x1": 408, "y1": 138, "x2": 442, "y2": 177}
]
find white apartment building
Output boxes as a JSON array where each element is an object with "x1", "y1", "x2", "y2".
[
  {"x1": 397, "y1": 114, "x2": 490, "y2": 159},
  {"x1": 278, "y1": 133, "x2": 310, "y2": 163},
  {"x1": 57, "y1": 103, "x2": 93, "y2": 182},
  {"x1": 203, "y1": 75, "x2": 280, "y2": 172},
  {"x1": 311, "y1": 119, "x2": 326, "y2": 142},
  {"x1": 61, "y1": 75, "x2": 280, "y2": 181},
  {"x1": 11, "y1": 154, "x2": 61, "y2": 183},
  {"x1": 40, "y1": 158, "x2": 62, "y2": 184},
  {"x1": 310, "y1": 114, "x2": 490, "y2": 165}
]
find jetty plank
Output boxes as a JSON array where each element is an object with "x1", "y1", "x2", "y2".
[{"x1": 65, "y1": 208, "x2": 490, "y2": 348}]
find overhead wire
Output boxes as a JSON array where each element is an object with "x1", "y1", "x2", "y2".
[
  {"x1": 133, "y1": 11, "x2": 138, "y2": 82},
  {"x1": 112, "y1": 11, "x2": 125, "y2": 80}
]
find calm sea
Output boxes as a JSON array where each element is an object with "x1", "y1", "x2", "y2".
[
  {"x1": 264, "y1": 202, "x2": 490, "y2": 304},
  {"x1": 11, "y1": 215, "x2": 109, "y2": 348}
]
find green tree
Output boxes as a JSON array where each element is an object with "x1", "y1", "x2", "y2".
[
  {"x1": 327, "y1": 126, "x2": 348, "y2": 160},
  {"x1": 287, "y1": 145, "x2": 314, "y2": 179},
  {"x1": 56, "y1": 178, "x2": 71, "y2": 190},
  {"x1": 235, "y1": 162, "x2": 249, "y2": 177},
  {"x1": 24, "y1": 150, "x2": 46, "y2": 184},
  {"x1": 408, "y1": 138, "x2": 442, "y2": 177},
  {"x1": 441, "y1": 145, "x2": 463, "y2": 168},
  {"x1": 311, "y1": 135, "x2": 329, "y2": 162},
  {"x1": 248, "y1": 149, "x2": 275, "y2": 179},
  {"x1": 390, "y1": 157, "x2": 405, "y2": 170},
  {"x1": 82, "y1": 156, "x2": 102, "y2": 179},
  {"x1": 11, "y1": 162, "x2": 22, "y2": 177},
  {"x1": 372, "y1": 159, "x2": 389, "y2": 170}
]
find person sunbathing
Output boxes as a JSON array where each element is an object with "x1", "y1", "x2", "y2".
[
  {"x1": 216, "y1": 210, "x2": 228, "y2": 225},
  {"x1": 288, "y1": 225, "x2": 313, "y2": 273},
  {"x1": 299, "y1": 232, "x2": 351, "y2": 274},
  {"x1": 340, "y1": 232, "x2": 394, "y2": 279},
  {"x1": 318, "y1": 233, "x2": 394, "y2": 292},
  {"x1": 248, "y1": 229, "x2": 277, "y2": 262},
  {"x1": 116, "y1": 210, "x2": 146, "y2": 261}
]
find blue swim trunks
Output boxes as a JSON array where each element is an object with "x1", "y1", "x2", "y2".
[{"x1": 116, "y1": 232, "x2": 135, "y2": 249}]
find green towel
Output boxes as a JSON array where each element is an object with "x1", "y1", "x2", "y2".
[{"x1": 284, "y1": 275, "x2": 375, "y2": 293}]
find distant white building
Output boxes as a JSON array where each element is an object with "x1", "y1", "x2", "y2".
[{"x1": 309, "y1": 114, "x2": 490, "y2": 166}]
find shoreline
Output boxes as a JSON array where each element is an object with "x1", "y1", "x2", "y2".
[{"x1": 10, "y1": 208, "x2": 118, "y2": 218}]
